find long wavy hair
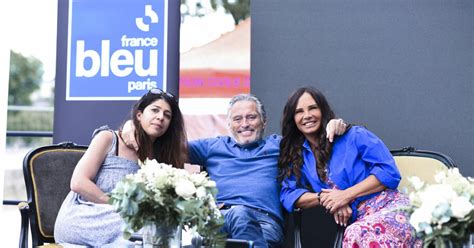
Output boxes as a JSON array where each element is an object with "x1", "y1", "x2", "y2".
[
  {"x1": 131, "y1": 90, "x2": 187, "y2": 168},
  {"x1": 278, "y1": 87, "x2": 336, "y2": 184}
]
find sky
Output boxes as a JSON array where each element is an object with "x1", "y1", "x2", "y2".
[{"x1": 3, "y1": 1, "x2": 58, "y2": 81}]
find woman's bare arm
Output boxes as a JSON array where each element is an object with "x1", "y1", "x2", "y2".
[{"x1": 70, "y1": 131, "x2": 113, "y2": 203}]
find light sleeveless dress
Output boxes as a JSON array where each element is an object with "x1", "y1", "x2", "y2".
[{"x1": 54, "y1": 126, "x2": 140, "y2": 247}]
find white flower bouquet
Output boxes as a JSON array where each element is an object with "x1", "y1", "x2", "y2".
[
  {"x1": 109, "y1": 159, "x2": 225, "y2": 246},
  {"x1": 405, "y1": 168, "x2": 474, "y2": 247}
]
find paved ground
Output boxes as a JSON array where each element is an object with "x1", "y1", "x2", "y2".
[
  {"x1": 2, "y1": 148, "x2": 29, "y2": 248},
  {"x1": 1, "y1": 204, "x2": 26, "y2": 247}
]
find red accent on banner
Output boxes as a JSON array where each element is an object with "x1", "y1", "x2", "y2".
[{"x1": 180, "y1": 69, "x2": 250, "y2": 98}]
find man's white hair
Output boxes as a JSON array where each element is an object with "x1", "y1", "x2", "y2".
[{"x1": 226, "y1": 94, "x2": 267, "y2": 124}]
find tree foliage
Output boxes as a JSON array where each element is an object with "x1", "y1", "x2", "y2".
[
  {"x1": 7, "y1": 51, "x2": 49, "y2": 145},
  {"x1": 7, "y1": 111, "x2": 53, "y2": 132},
  {"x1": 181, "y1": 0, "x2": 250, "y2": 25},
  {"x1": 7, "y1": 110, "x2": 53, "y2": 145},
  {"x1": 211, "y1": 0, "x2": 250, "y2": 25},
  {"x1": 8, "y1": 50, "x2": 43, "y2": 105}
]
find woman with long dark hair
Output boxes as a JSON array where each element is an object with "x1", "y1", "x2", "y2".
[
  {"x1": 278, "y1": 86, "x2": 421, "y2": 247},
  {"x1": 54, "y1": 89, "x2": 187, "y2": 246}
]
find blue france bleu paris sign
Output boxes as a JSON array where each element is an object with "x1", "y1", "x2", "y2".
[{"x1": 66, "y1": 0, "x2": 168, "y2": 100}]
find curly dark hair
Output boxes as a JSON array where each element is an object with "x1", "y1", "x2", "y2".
[
  {"x1": 131, "y1": 90, "x2": 187, "y2": 168},
  {"x1": 278, "y1": 87, "x2": 336, "y2": 184}
]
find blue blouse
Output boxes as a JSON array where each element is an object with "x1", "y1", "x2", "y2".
[{"x1": 280, "y1": 126, "x2": 400, "y2": 221}]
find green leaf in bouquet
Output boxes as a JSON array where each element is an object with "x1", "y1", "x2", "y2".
[
  {"x1": 176, "y1": 199, "x2": 201, "y2": 214},
  {"x1": 208, "y1": 187, "x2": 218, "y2": 196},
  {"x1": 434, "y1": 237, "x2": 447, "y2": 248},
  {"x1": 121, "y1": 197, "x2": 130, "y2": 210},
  {"x1": 135, "y1": 186, "x2": 146, "y2": 201},
  {"x1": 439, "y1": 226, "x2": 454, "y2": 236},
  {"x1": 125, "y1": 181, "x2": 137, "y2": 196},
  {"x1": 122, "y1": 228, "x2": 132, "y2": 240},
  {"x1": 126, "y1": 201, "x2": 139, "y2": 216}
]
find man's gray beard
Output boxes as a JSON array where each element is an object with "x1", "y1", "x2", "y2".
[{"x1": 231, "y1": 129, "x2": 265, "y2": 145}]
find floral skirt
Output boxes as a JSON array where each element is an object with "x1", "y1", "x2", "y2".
[{"x1": 343, "y1": 189, "x2": 423, "y2": 248}]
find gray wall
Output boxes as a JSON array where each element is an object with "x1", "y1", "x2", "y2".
[{"x1": 251, "y1": 0, "x2": 473, "y2": 177}]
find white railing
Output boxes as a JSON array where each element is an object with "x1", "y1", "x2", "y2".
[{"x1": 7, "y1": 105, "x2": 53, "y2": 112}]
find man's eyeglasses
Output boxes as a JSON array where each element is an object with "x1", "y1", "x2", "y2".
[{"x1": 148, "y1": 88, "x2": 177, "y2": 102}]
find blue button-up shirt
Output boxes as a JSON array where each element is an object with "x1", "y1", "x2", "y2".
[
  {"x1": 280, "y1": 126, "x2": 400, "y2": 221},
  {"x1": 188, "y1": 135, "x2": 283, "y2": 221}
]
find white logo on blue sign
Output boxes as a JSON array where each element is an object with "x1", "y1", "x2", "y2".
[
  {"x1": 66, "y1": 0, "x2": 168, "y2": 100},
  {"x1": 136, "y1": 5, "x2": 159, "y2": 32}
]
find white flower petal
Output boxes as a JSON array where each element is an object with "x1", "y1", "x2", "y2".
[{"x1": 451, "y1": 196, "x2": 474, "y2": 219}]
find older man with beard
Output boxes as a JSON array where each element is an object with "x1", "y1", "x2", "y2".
[{"x1": 187, "y1": 94, "x2": 346, "y2": 247}]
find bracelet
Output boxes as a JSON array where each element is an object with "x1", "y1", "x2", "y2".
[
  {"x1": 317, "y1": 191, "x2": 322, "y2": 199},
  {"x1": 316, "y1": 192, "x2": 322, "y2": 206}
]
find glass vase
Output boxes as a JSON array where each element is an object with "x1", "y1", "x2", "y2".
[{"x1": 142, "y1": 223, "x2": 181, "y2": 248}]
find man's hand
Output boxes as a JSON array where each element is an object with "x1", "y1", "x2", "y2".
[
  {"x1": 326, "y1": 118, "x2": 347, "y2": 142},
  {"x1": 122, "y1": 120, "x2": 139, "y2": 151}
]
